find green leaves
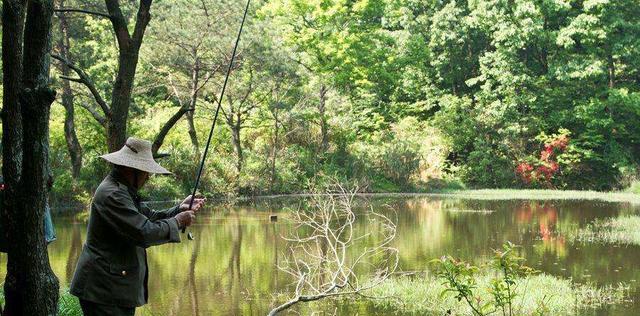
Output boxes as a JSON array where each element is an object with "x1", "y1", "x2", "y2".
[{"x1": 432, "y1": 242, "x2": 541, "y2": 316}]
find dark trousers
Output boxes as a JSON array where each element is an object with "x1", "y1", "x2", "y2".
[{"x1": 79, "y1": 299, "x2": 135, "y2": 316}]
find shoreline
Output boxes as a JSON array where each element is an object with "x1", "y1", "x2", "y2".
[{"x1": 50, "y1": 189, "x2": 640, "y2": 211}]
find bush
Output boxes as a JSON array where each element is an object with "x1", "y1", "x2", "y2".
[{"x1": 629, "y1": 181, "x2": 640, "y2": 194}]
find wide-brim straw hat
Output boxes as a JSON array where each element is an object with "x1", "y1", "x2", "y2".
[{"x1": 101, "y1": 137, "x2": 171, "y2": 174}]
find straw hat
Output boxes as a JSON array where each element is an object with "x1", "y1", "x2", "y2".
[{"x1": 101, "y1": 137, "x2": 171, "y2": 174}]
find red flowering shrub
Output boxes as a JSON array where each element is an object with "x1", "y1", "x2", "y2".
[{"x1": 515, "y1": 129, "x2": 570, "y2": 188}]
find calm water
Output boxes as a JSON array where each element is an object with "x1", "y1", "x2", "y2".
[{"x1": 2, "y1": 196, "x2": 640, "y2": 315}]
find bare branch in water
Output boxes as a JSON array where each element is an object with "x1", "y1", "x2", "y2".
[{"x1": 268, "y1": 183, "x2": 398, "y2": 316}]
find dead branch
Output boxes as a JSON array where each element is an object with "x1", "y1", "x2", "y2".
[
  {"x1": 268, "y1": 184, "x2": 398, "y2": 315},
  {"x1": 54, "y1": 8, "x2": 111, "y2": 19}
]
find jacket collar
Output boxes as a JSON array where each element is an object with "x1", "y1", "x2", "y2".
[{"x1": 109, "y1": 169, "x2": 142, "y2": 205}]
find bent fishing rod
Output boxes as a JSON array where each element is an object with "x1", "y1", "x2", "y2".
[{"x1": 183, "y1": 0, "x2": 251, "y2": 240}]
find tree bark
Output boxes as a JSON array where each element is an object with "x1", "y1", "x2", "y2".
[
  {"x1": 56, "y1": 3, "x2": 83, "y2": 179},
  {"x1": 231, "y1": 114, "x2": 243, "y2": 176},
  {"x1": 607, "y1": 53, "x2": 615, "y2": 89},
  {"x1": 2, "y1": 0, "x2": 26, "y2": 192},
  {"x1": 104, "y1": 0, "x2": 153, "y2": 152},
  {"x1": 152, "y1": 107, "x2": 193, "y2": 155},
  {"x1": 319, "y1": 85, "x2": 329, "y2": 153},
  {"x1": 186, "y1": 111, "x2": 200, "y2": 156},
  {"x1": 187, "y1": 60, "x2": 202, "y2": 155},
  {"x1": 2, "y1": 1, "x2": 60, "y2": 314},
  {"x1": 270, "y1": 110, "x2": 279, "y2": 193}
]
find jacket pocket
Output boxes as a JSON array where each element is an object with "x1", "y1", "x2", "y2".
[{"x1": 108, "y1": 263, "x2": 138, "y2": 277}]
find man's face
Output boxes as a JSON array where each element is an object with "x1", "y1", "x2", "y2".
[{"x1": 136, "y1": 171, "x2": 150, "y2": 189}]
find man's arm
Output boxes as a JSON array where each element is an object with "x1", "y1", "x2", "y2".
[
  {"x1": 139, "y1": 202, "x2": 181, "y2": 221},
  {"x1": 101, "y1": 190, "x2": 181, "y2": 247}
]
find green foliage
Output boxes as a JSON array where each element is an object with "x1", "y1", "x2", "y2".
[
  {"x1": 629, "y1": 181, "x2": 640, "y2": 194},
  {"x1": 44, "y1": 0, "x2": 640, "y2": 203},
  {"x1": 367, "y1": 274, "x2": 628, "y2": 316},
  {"x1": 431, "y1": 242, "x2": 541, "y2": 316},
  {"x1": 0, "y1": 289, "x2": 81, "y2": 316}
]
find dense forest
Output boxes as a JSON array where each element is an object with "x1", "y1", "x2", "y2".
[{"x1": 4, "y1": 0, "x2": 639, "y2": 203}]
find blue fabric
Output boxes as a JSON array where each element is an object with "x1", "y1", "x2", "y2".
[
  {"x1": 44, "y1": 204, "x2": 57, "y2": 244},
  {"x1": 0, "y1": 193, "x2": 57, "y2": 251}
]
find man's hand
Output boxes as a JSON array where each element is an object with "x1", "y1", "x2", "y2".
[
  {"x1": 175, "y1": 211, "x2": 195, "y2": 229},
  {"x1": 179, "y1": 195, "x2": 206, "y2": 212}
]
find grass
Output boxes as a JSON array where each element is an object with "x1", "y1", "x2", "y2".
[
  {"x1": 0, "y1": 289, "x2": 81, "y2": 315},
  {"x1": 359, "y1": 189, "x2": 640, "y2": 205},
  {"x1": 627, "y1": 181, "x2": 640, "y2": 195},
  {"x1": 567, "y1": 216, "x2": 640, "y2": 245},
  {"x1": 366, "y1": 273, "x2": 629, "y2": 315}
]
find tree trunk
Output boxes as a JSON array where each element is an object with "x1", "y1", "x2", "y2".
[
  {"x1": 2, "y1": 0, "x2": 25, "y2": 193},
  {"x1": 270, "y1": 111, "x2": 279, "y2": 193},
  {"x1": 186, "y1": 111, "x2": 200, "y2": 156},
  {"x1": 105, "y1": 0, "x2": 153, "y2": 152},
  {"x1": 108, "y1": 49, "x2": 140, "y2": 151},
  {"x1": 319, "y1": 85, "x2": 329, "y2": 153},
  {"x1": 56, "y1": 4, "x2": 83, "y2": 179},
  {"x1": 2, "y1": 1, "x2": 60, "y2": 314},
  {"x1": 607, "y1": 53, "x2": 615, "y2": 89},
  {"x1": 188, "y1": 61, "x2": 201, "y2": 156},
  {"x1": 231, "y1": 114, "x2": 243, "y2": 176}
]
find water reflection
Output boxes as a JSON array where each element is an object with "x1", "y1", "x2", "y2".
[{"x1": 0, "y1": 196, "x2": 638, "y2": 315}]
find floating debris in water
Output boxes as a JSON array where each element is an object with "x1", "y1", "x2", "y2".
[{"x1": 445, "y1": 209, "x2": 496, "y2": 214}]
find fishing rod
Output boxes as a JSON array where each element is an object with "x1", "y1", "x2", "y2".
[{"x1": 183, "y1": 0, "x2": 252, "y2": 240}]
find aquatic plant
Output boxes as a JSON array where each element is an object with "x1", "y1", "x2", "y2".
[
  {"x1": 431, "y1": 242, "x2": 540, "y2": 316},
  {"x1": 571, "y1": 216, "x2": 640, "y2": 245},
  {"x1": 366, "y1": 242, "x2": 628, "y2": 315}
]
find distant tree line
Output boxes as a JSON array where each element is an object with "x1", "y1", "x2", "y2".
[{"x1": 6, "y1": 0, "x2": 640, "y2": 206}]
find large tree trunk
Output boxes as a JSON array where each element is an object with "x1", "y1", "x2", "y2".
[
  {"x1": 107, "y1": 50, "x2": 139, "y2": 151},
  {"x1": 105, "y1": 0, "x2": 153, "y2": 152},
  {"x1": 2, "y1": 1, "x2": 60, "y2": 315},
  {"x1": 319, "y1": 85, "x2": 329, "y2": 153},
  {"x1": 56, "y1": 4, "x2": 83, "y2": 179},
  {"x1": 2, "y1": 0, "x2": 25, "y2": 193}
]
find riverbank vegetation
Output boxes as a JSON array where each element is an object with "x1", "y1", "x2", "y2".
[
  {"x1": 367, "y1": 274, "x2": 629, "y2": 315},
  {"x1": 0, "y1": 290, "x2": 80, "y2": 316},
  {"x1": 568, "y1": 216, "x2": 640, "y2": 246},
  {"x1": 28, "y1": 0, "x2": 638, "y2": 206},
  {"x1": 365, "y1": 242, "x2": 629, "y2": 315}
]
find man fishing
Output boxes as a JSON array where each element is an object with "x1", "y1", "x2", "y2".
[{"x1": 70, "y1": 137, "x2": 205, "y2": 316}]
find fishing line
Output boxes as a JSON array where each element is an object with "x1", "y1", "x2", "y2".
[{"x1": 183, "y1": 0, "x2": 252, "y2": 240}]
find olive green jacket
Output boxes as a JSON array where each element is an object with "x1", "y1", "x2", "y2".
[{"x1": 70, "y1": 172, "x2": 182, "y2": 307}]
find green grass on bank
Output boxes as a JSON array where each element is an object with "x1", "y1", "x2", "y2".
[
  {"x1": 354, "y1": 189, "x2": 640, "y2": 205},
  {"x1": 627, "y1": 181, "x2": 640, "y2": 195},
  {"x1": 0, "y1": 289, "x2": 81, "y2": 315},
  {"x1": 366, "y1": 273, "x2": 629, "y2": 316}
]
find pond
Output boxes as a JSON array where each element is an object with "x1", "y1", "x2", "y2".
[{"x1": 2, "y1": 195, "x2": 639, "y2": 315}]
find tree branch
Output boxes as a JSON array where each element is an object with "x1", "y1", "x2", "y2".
[
  {"x1": 152, "y1": 107, "x2": 194, "y2": 155},
  {"x1": 54, "y1": 8, "x2": 111, "y2": 19},
  {"x1": 131, "y1": 0, "x2": 153, "y2": 47},
  {"x1": 104, "y1": 0, "x2": 131, "y2": 50},
  {"x1": 51, "y1": 53, "x2": 111, "y2": 118},
  {"x1": 79, "y1": 102, "x2": 107, "y2": 126}
]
